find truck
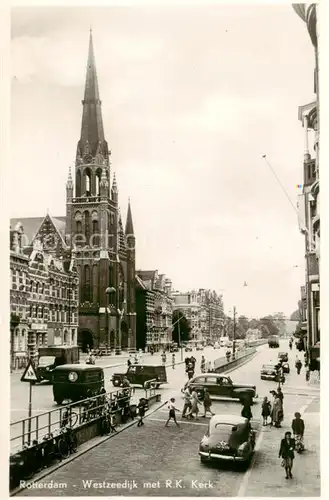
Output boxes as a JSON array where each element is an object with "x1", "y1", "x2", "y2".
[
  {"x1": 268, "y1": 336, "x2": 280, "y2": 348},
  {"x1": 36, "y1": 345, "x2": 80, "y2": 383}
]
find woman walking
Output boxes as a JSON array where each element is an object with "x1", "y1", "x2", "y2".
[
  {"x1": 172, "y1": 353, "x2": 176, "y2": 370},
  {"x1": 272, "y1": 394, "x2": 284, "y2": 428},
  {"x1": 202, "y1": 389, "x2": 215, "y2": 418},
  {"x1": 279, "y1": 431, "x2": 295, "y2": 479},
  {"x1": 190, "y1": 389, "x2": 201, "y2": 420},
  {"x1": 261, "y1": 397, "x2": 271, "y2": 426},
  {"x1": 165, "y1": 398, "x2": 180, "y2": 427}
]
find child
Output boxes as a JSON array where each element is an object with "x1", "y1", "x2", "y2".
[
  {"x1": 203, "y1": 389, "x2": 215, "y2": 418},
  {"x1": 261, "y1": 396, "x2": 271, "y2": 426},
  {"x1": 291, "y1": 412, "x2": 305, "y2": 447},
  {"x1": 137, "y1": 398, "x2": 147, "y2": 427},
  {"x1": 165, "y1": 398, "x2": 180, "y2": 427}
]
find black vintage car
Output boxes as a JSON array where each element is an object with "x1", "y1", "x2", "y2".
[
  {"x1": 278, "y1": 352, "x2": 288, "y2": 362},
  {"x1": 199, "y1": 414, "x2": 256, "y2": 467},
  {"x1": 260, "y1": 364, "x2": 278, "y2": 381},
  {"x1": 183, "y1": 374, "x2": 257, "y2": 404},
  {"x1": 111, "y1": 364, "x2": 167, "y2": 388}
]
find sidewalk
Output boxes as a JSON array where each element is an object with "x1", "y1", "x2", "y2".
[{"x1": 237, "y1": 365, "x2": 320, "y2": 497}]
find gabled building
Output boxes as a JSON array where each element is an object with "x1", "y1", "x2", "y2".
[{"x1": 10, "y1": 223, "x2": 79, "y2": 369}]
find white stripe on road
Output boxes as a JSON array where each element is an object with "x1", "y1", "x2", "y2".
[
  {"x1": 146, "y1": 417, "x2": 208, "y2": 427},
  {"x1": 237, "y1": 423, "x2": 265, "y2": 497}
]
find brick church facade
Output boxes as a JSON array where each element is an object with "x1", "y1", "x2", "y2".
[{"x1": 11, "y1": 31, "x2": 136, "y2": 352}]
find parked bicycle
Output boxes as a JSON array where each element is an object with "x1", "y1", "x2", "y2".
[
  {"x1": 61, "y1": 407, "x2": 78, "y2": 428},
  {"x1": 57, "y1": 427, "x2": 78, "y2": 459}
]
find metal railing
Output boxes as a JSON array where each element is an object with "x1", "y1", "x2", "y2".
[
  {"x1": 10, "y1": 388, "x2": 133, "y2": 455},
  {"x1": 213, "y1": 347, "x2": 256, "y2": 370}
]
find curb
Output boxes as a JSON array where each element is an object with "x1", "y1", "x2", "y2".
[{"x1": 10, "y1": 398, "x2": 167, "y2": 497}]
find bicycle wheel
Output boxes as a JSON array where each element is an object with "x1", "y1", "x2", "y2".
[
  {"x1": 69, "y1": 412, "x2": 78, "y2": 428},
  {"x1": 70, "y1": 434, "x2": 78, "y2": 453},
  {"x1": 58, "y1": 438, "x2": 70, "y2": 459}
]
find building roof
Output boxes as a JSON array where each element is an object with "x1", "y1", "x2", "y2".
[
  {"x1": 125, "y1": 199, "x2": 134, "y2": 235},
  {"x1": 10, "y1": 216, "x2": 66, "y2": 247},
  {"x1": 137, "y1": 270, "x2": 157, "y2": 283}
]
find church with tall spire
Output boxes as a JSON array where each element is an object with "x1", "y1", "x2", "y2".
[{"x1": 65, "y1": 30, "x2": 136, "y2": 351}]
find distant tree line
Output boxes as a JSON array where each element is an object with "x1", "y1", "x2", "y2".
[{"x1": 224, "y1": 312, "x2": 287, "y2": 339}]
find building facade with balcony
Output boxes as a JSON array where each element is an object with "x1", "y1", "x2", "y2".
[
  {"x1": 135, "y1": 270, "x2": 173, "y2": 351},
  {"x1": 294, "y1": 3, "x2": 320, "y2": 368},
  {"x1": 171, "y1": 288, "x2": 224, "y2": 343},
  {"x1": 9, "y1": 224, "x2": 79, "y2": 369}
]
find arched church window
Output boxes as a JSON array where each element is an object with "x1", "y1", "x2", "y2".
[
  {"x1": 85, "y1": 169, "x2": 91, "y2": 196},
  {"x1": 84, "y1": 265, "x2": 91, "y2": 302},
  {"x1": 92, "y1": 220, "x2": 99, "y2": 246},
  {"x1": 96, "y1": 169, "x2": 102, "y2": 195},
  {"x1": 76, "y1": 169, "x2": 81, "y2": 197},
  {"x1": 84, "y1": 211, "x2": 90, "y2": 244}
]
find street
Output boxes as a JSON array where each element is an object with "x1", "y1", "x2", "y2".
[
  {"x1": 17, "y1": 340, "x2": 320, "y2": 497},
  {"x1": 10, "y1": 347, "x2": 226, "y2": 452}
]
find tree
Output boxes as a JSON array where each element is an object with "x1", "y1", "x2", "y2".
[
  {"x1": 237, "y1": 315, "x2": 249, "y2": 339},
  {"x1": 272, "y1": 312, "x2": 287, "y2": 336},
  {"x1": 172, "y1": 310, "x2": 191, "y2": 345},
  {"x1": 10, "y1": 313, "x2": 20, "y2": 370},
  {"x1": 290, "y1": 309, "x2": 300, "y2": 321},
  {"x1": 258, "y1": 316, "x2": 279, "y2": 337}
]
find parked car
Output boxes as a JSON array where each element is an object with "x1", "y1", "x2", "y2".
[
  {"x1": 282, "y1": 362, "x2": 290, "y2": 374},
  {"x1": 278, "y1": 352, "x2": 288, "y2": 362},
  {"x1": 196, "y1": 345, "x2": 204, "y2": 351},
  {"x1": 183, "y1": 373, "x2": 257, "y2": 404},
  {"x1": 260, "y1": 364, "x2": 278, "y2": 381},
  {"x1": 184, "y1": 345, "x2": 193, "y2": 352},
  {"x1": 199, "y1": 414, "x2": 256, "y2": 467},
  {"x1": 111, "y1": 364, "x2": 167, "y2": 388}
]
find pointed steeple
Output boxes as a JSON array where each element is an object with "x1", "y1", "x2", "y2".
[
  {"x1": 125, "y1": 198, "x2": 134, "y2": 235},
  {"x1": 78, "y1": 30, "x2": 108, "y2": 159},
  {"x1": 111, "y1": 172, "x2": 117, "y2": 192}
]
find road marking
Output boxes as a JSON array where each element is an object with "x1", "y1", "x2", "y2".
[
  {"x1": 146, "y1": 417, "x2": 208, "y2": 427},
  {"x1": 237, "y1": 423, "x2": 265, "y2": 497}
]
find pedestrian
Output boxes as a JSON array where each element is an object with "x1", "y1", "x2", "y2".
[
  {"x1": 200, "y1": 355, "x2": 206, "y2": 373},
  {"x1": 202, "y1": 389, "x2": 215, "y2": 418},
  {"x1": 190, "y1": 389, "x2": 201, "y2": 420},
  {"x1": 289, "y1": 340, "x2": 292, "y2": 350},
  {"x1": 295, "y1": 357, "x2": 302, "y2": 375},
  {"x1": 279, "y1": 431, "x2": 295, "y2": 479},
  {"x1": 127, "y1": 357, "x2": 132, "y2": 368},
  {"x1": 181, "y1": 386, "x2": 193, "y2": 418},
  {"x1": 292, "y1": 412, "x2": 305, "y2": 450},
  {"x1": 226, "y1": 349, "x2": 231, "y2": 362},
  {"x1": 137, "y1": 398, "x2": 147, "y2": 427},
  {"x1": 172, "y1": 353, "x2": 176, "y2": 369},
  {"x1": 276, "y1": 387, "x2": 284, "y2": 404},
  {"x1": 272, "y1": 394, "x2": 284, "y2": 428},
  {"x1": 134, "y1": 353, "x2": 139, "y2": 364},
  {"x1": 241, "y1": 402, "x2": 253, "y2": 420},
  {"x1": 161, "y1": 352, "x2": 166, "y2": 366},
  {"x1": 190, "y1": 356, "x2": 196, "y2": 369},
  {"x1": 187, "y1": 362, "x2": 194, "y2": 380},
  {"x1": 269, "y1": 390, "x2": 277, "y2": 426},
  {"x1": 261, "y1": 396, "x2": 271, "y2": 426},
  {"x1": 165, "y1": 398, "x2": 180, "y2": 427}
]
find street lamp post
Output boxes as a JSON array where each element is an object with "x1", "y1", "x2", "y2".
[
  {"x1": 232, "y1": 306, "x2": 237, "y2": 358},
  {"x1": 172, "y1": 314, "x2": 184, "y2": 361},
  {"x1": 105, "y1": 287, "x2": 116, "y2": 351}
]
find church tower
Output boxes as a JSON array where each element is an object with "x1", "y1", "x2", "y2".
[{"x1": 65, "y1": 30, "x2": 136, "y2": 352}]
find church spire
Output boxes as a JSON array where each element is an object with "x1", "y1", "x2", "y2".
[
  {"x1": 125, "y1": 198, "x2": 134, "y2": 235},
  {"x1": 78, "y1": 30, "x2": 108, "y2": 159}
]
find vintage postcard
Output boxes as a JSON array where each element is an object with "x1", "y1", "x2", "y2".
[{"x1": 8, "y1": 2, "x2": 321, "y2": 498}]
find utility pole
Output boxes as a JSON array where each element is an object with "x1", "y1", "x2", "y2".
[
  {"x1": 233, "y1": 306, "x2": 236, "y2": 357},
  {"x1": 177, "y1": 317, "x2": 183, "y2": 361}
]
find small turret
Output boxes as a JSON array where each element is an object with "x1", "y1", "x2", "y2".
[
  {"x1": 100, "y1": 166, "x2": 109, "y2": 198},
  {"x1": 111, "y1": 172, "x2": 118, "y2": 203},
  {"x1": 66, "y1": 166, "x2": 74, "y2": 200}
]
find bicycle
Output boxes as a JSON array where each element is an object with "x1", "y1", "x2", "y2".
[
  {"x1": 61, "y1": 408, "x2": 79, "y2": 428},
  {"x1": 57, "y1": 427, "x2": 78, "y2": 459}
]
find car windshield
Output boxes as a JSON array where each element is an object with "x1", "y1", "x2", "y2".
[
  {"x1": 38, "y1": 356, "x2": 56, "y2": 366},
  {"x1": 263, "y1": 365, "x2": 275, "y2": 369},
  {"x1": 279, "y1": 353, "x2": 286, "y2": 356},
  {"x1": 209, "y1": 422, "x2": 237, "y2": 439}
]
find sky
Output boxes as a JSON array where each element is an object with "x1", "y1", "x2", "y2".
[{"x1": 10, "y1": 4, "x2": 316, "y2": 319}]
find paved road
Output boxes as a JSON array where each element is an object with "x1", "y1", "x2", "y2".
[
  {"x1": 10, "y1": 347, "x2": 226, "y2": 452},
  {"x1": 16, "y1": 340, "x2": 320, "y2": 497}
]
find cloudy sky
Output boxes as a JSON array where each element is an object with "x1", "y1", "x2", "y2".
[{"x1": 10, "y1": 4, "x2": 315, "y2": 319}]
